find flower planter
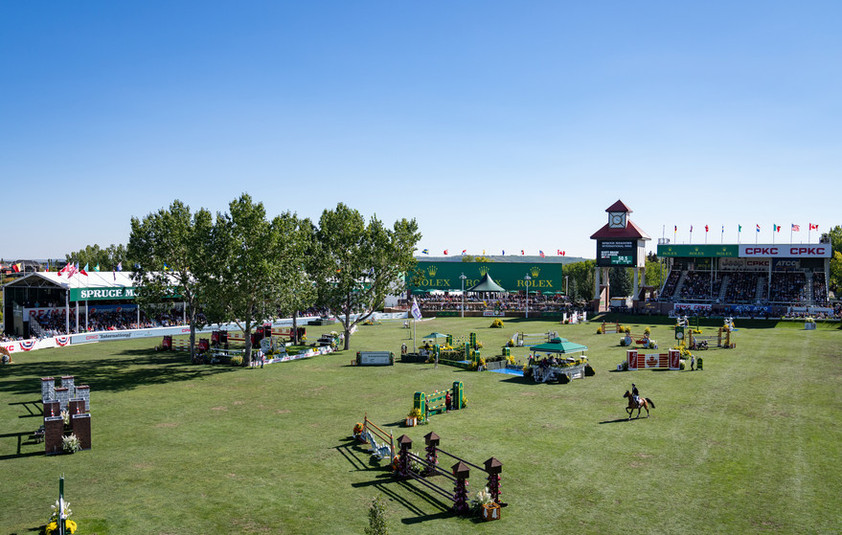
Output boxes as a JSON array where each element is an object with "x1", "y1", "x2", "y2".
[
  {"x1": 405, "y1": 417, "x2": 417, "y2": 427},
  {"x1": 481, "y1": 502, "x2": 501, "y2": 521}
]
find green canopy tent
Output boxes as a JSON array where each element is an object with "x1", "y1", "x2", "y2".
[
  {"x1": 466, "y1": 273, "x2": 506, "y2": 293},
  {"x1": 421, "y1": 332, "x2": 448, "y2": 340},
  {"x1": 529, "y1": 337, "x2": 589, "y2": 355}
]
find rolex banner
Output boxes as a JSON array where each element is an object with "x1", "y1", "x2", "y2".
[{"x1": 408, "y1": 262, "x2": 564, "y2": 293}]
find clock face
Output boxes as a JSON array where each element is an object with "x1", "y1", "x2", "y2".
[
  {"x1": 609, "y1": 213, "x2": 625, "y2": 228},
  {"x1": 676, "y1": 331, "x2": 684, "y2": 340}
]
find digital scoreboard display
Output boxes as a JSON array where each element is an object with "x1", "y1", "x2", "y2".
[{"x1": 596, "y1": 240, "x2": 638, "y2": 267}]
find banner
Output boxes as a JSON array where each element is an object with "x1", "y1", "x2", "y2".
[
  {"x1": 69, "y1": 287, "x2": 137, "y2": 302},
  {"x1": 739, "y1": 244, "x2": 831, "y2": 258},
  {"x1": 409, "y1": 262, "x2": 563, "y2": 293},
  {"x1": 658, "y1": 244, "x2": 739, "y2": 258}
]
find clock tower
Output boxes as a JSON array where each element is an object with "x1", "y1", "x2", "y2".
[{"x1": 589, "y1": 200, "x2": 651, "y2": 312}]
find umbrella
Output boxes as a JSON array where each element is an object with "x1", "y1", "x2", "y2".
[{"x1": 530, "y1": 338, "x2": 588, "y2": 354}]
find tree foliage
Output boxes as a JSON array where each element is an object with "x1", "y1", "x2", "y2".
[
  {"x1": 65, "y1": 243, "x2": 127, "y2": 270},
  {"x1": 127, "y1": 200, "x2": 213, "y2": 361},
  {"x1": 201, "y1": 194, "x2": 294, "y2": 366},
  {"x1": 563, "y1": 260, "x2": 595, "y2": 302},
  {"x1": 312, "y1": 203, "x2": 420, "y2": 350},
  {"x1": 823, "y1": 226, "x2": 842, "y2": 294}
]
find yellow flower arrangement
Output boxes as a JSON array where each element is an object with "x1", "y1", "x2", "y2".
[{"x1": 46, "y1": 519, "x2": 77, "y2": 534}]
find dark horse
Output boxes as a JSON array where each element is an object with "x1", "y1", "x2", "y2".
[{"x1": 623, "y1": 390, "x2": 655, "y2": 419}]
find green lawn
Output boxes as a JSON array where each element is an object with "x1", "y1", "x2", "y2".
[{"x1": 1, "y1": 318, "x2": 841, "y2": 534}]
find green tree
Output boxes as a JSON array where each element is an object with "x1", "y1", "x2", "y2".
[
  {"x1": 203, "y1": 194, "x2": 290, "y2": 366},
  {"x1": 564, "y1": 260, "x2": 595, "y2": 302},
  {"x1": 608, "y1": 266, "x2": 633, "y2": 299},
  {"x1": 65, "y1": 243, "x2": 127, "y2": 271},
  {"x1": 313, "y1": 203, "x2": 420, "y2": 351},
  {"x1": 644, "y1": 256, "x2": 666, "y2": 293},
  {"x1": 822, "y1": 226, "x2": 842, "y2": 294},
  {"x1": 461, "y1": 255, "x2": 495, "y2": 263},
  {"x1": 273, "y1": 215, "x2": 317, "y2": 345},
  {"x1": 128, "y1": 200, "x2": 213, "y2": 362}
]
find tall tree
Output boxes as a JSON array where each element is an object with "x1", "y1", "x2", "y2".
[
  {"x1": 313, "y1": 203, "x2": 420, "y2": 350},
  {"x1": 274, "y1": 215, "x2": 317, "y2": 346},
  {"x1": 564, "y1": 260, "x2": 595, "y2": 303},
  {"x1": 203, "y1": 194, "x2": 289, "y2": 366},
  {"x1": 822, "y1": 226, "x2": 842, "y2": 295},
  {"x1": 128, "y1": 200, "x2": 213, "y2": 362}
]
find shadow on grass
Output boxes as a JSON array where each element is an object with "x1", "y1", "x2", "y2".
[
  {"x1": 0, "y1": 349, "x2": 237, "y2": 397},
  {"x1": 0, "y1": 431, "x2": 45, "y2": 460},
  {"x1": 339, "y1": 438, "x2": 459, "y2": 522},
  {"x1": 598, "y1": 417, "x2": 634, "y2": 424}
]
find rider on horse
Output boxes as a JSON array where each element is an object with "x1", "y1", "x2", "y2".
[{"x1": 631, "y1": 383, "x2": 640, "y2": 407}]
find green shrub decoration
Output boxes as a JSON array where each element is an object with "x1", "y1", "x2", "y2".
[
  {"x1": 490, "y1": 318, "x2": 504, "y2": 328},
  {"x1": 230, "y1": 356, "x2": 244, "y2": 366}
]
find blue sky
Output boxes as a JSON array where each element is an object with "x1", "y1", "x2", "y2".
[{"x1": 2, "y1": 1, "x2": 840, "y2": 260}]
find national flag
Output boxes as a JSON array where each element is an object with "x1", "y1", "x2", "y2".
[
  {"x1": 94, "y1": 264, "x2": 100, "y2": 271},
  {"x1": 792, "y1": 224, "x2": 800, "y2": 232},
  {"x1": 738, "y1": 225, "x2": 742, "y2": 232},
  {"x1": 66, "y1": 263, "x2": 78, "y2": 279},
  {"x1": 809, "y1": 223, "x2": 818, "y2": 231},
  {"x1": 705, "y1": 225, "x2": 709, "y2": 233},
  {"x1": 12, "y1": 262, "x2": 21, "y2": 273},
  {"x1": 756, "y1": 224, "x2": 761, "y2": 232},
  {"x1": 410, "y1": 298, "x2": 423, "y2": 321},
  {"x1": 422, "y1": 249, "x2": 429, "y2": 255},
  {"x1": 674, "y1": 225, "x2": 677, "y2": 232},
  {"x1": 521, "y1": 250, "x2": 524, "y2": 256},
  {"x1": 443, "y1": 249, "x2": 448, "y2": 255},
  {"x1": 502, "y1": 250, "x2": 505, "y2": 256},
  {"x1": 539, "y1": 250, "x2": 545, "y2": 258},
  {"x1": 775, "y1": 225, "x2": 781, "y2": 232},
  {"x1": 690, "y1": 225, "x2": 693, "y2": 232},
  {"x1": 461, "y1": 249, "x2": 467, "y2": 255},
  {"x1": 58, "y1": 263, "x2": 70, "y2": 276},
  {"x1": 80, "y1": 263, "x2": 89, "y2": 276},
  {"x1": 721, "y1": 225, "x2": 724, "y2": 233}
]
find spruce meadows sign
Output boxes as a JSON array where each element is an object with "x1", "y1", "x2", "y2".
[{"x1": 69, "y1": 287, "x2": 136, "y2": 302}]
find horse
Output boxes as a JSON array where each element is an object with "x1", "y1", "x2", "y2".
[{"x1": 623, "y1": 390, "x2": 655, "y2": 419}]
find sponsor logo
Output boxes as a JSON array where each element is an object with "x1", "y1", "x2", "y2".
[
  {"x1": 86, "y1": 335, "x2": 99, "y2": 341},
  {"x1": 426, "y1": 265, "x2": 438, "y2": 277},
  {"x1": 530, "y1": 266, "x2": 541, "y2": 277},
  {"x1": 478, "y1": 265, "x2": 489, "y2": 276}
]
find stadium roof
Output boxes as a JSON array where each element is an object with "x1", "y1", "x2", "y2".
[
  {"x1": 3, "y1": 271, "x2": 135, "y2": 290},
  {"x1": 604, "y1": 199, "x2": 633, "y2": 213},
  {"x1": 466, "y1": 273, "x2": 506, "y2": 292}
]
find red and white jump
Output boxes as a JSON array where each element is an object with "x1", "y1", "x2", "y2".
[{"x1": 626, "y1": 348, "x2": 681, "y2": 370}]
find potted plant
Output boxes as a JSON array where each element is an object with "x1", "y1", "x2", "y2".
[{"x1": 406, "y1": 408, "x2": 422, "y2": 427}]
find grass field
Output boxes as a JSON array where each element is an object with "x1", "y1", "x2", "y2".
[{"x1": 1, "y1": 317, "x2": 841, "y2": 534}]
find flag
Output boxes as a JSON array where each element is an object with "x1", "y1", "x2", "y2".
[
  {"x1": 116, "y1": 262, "x2": 122, "y2": 271},
  {"x1": 94, "y1": 264, "x2": 100, "y2": 271},
  {"x1": 775, "y1": 225, "x2": 781, "y2": 232},
  {"x1": 705, "y1": 225, "x2": 709, "y2": 233},
  {"x1": 690, "y1": 225, "x2": 693, "y2": 232},
  {"x1": 792, "y1": 224, "x2": 800, "y2": 232},
  {"x1": 66, "y1": 263, "x2": 78, "y2": 279},
  {"x1": 443, "y1": 249, "x2": 448, "y2": 255},
  {"x1": 58, "y1": 263, "x2": 70, "y2": 276},
  {"x1": 422, "y1": 249, "x2": 429, "y2": 255},
  {"x1": 809, "y1": 223, "x2": 818, "y2": 231},
  {"x1": 738, "y1": 225, "x2": 742, "y2": 232},
  {"x1": 539, "y1": 250, "x2": 545, "y2": 258},
  {"x1": 756, "y1": 224, "x2": 761, "y2": 232},
  {"x1": 163, "y1": 263, "x2": 170, "y2": 271},
  {"x1": 521, "y1": 250, "x2": 524, "y2": 256},
  {"x1": 721, "y1": 225, "x2": 724, "y2": 233},
  {"x1": 410, "y1": 297, "x2": 423, "y2": 321},
  {"x1": 674, "y1": 225, "x2": 677, "y2": 232},
  {"x1": 12, "y1": 262, "x2": 21, "y2": 273},
  {"x1": 502, "y1": 250, "x2": 505, "y2": 256},
  {"x1": 81, "y1": 263, "x2": 89, "y2": 276},
  {"x1": 461, "y1": 249, "x2": 467, "y2": 255}
]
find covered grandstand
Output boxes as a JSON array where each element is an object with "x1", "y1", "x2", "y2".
[
  {"x1": 3, "y1": 271, "x2": 185, "y2": 338},
  {"x1": 653, "y1": 242, "x2": 833, "y2": 316}
]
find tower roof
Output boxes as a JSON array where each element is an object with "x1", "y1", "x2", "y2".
[{"x1": 605, "y1": 199, "x2": 633, "y2": 213}]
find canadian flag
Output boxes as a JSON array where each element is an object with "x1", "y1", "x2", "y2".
[{"x1": 809, "y1": 223, "x2": 819, "y2": 230}]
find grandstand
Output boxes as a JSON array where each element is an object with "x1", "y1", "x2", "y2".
[{"x1": 654, "y1": 242, "x2": 833, "y2": 316}]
